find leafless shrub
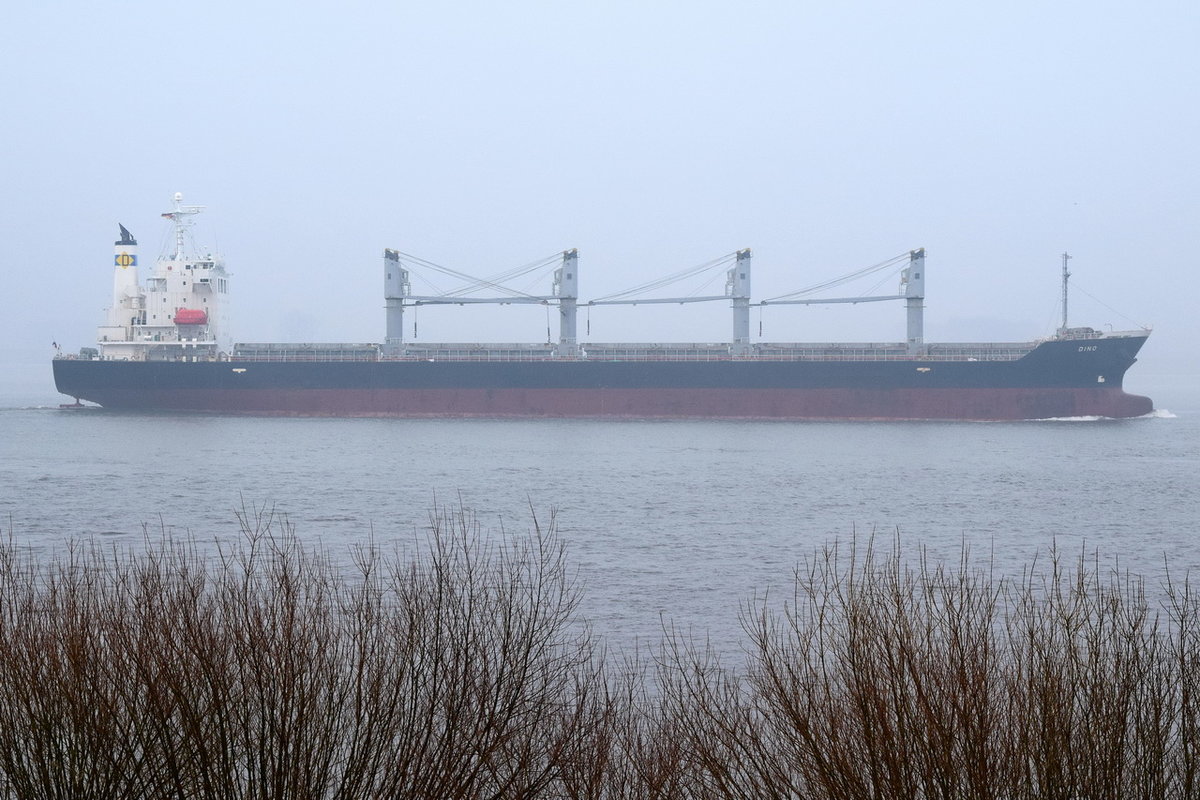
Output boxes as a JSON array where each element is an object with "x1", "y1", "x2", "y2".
[
  {"x1": 2, "y1": 516, "x2": 1199, "y2": 800},
  {"x1": 1001, "y1": 549, "x2": 1189, "y2": 800},
  {"x1": 738, "y1": 537, "x2": 1200, "y2": 800},
  {"x1": 657, "y1": 629, "x2": 784, "y2": 800},
  {"x1": 0, "y1": 506, "x2": 598, "y2": 799}
]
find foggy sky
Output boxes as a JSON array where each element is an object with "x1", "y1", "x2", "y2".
[{"x1": 2, "y1": 0, "x2": 1196, "y2": 403}]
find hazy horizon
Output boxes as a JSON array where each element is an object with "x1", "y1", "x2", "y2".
[{"x1": 4, "y1": 1, "x2": 1196, "y2": 405}]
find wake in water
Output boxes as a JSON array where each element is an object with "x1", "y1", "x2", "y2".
[{"x1": 1032, "y1": 408, "x2": 1174, "y2": 422}]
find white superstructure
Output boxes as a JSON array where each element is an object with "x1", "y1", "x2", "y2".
[{"x1": 95, "y1": 193, "x2": 231, "y2": 361}]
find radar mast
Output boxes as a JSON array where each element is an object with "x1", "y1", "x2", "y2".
[{"x1": 160, "y1": 191, "x2": 206, "y2": 260}]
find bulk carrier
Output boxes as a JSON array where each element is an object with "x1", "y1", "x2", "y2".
[{"x1": 53, "y1": 196, "x2": 1153, "y2": 420}]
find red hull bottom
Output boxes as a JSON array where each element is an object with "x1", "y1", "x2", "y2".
[{"x1": 88, "y1": 387, "x2": 1155, "y2": 420}]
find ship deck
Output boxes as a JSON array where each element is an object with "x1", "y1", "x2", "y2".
[{"x1": 225, "y1": 341, "x2": 1041, "y2": 363}]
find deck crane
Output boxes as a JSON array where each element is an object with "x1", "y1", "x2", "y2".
[
  {"x1": 759, "y1": 249, "x2": 926, "y2": 354},
  {"x1": 587, "y1": 249, "x2": 753, "y2": 355},
  {"x1": 383, "y1": 249, "x2": 578, "y2": 356}
]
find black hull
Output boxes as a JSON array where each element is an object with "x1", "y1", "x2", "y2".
[{"x1": 52, "y1": 335, "x2": 1153, "y2": 420}]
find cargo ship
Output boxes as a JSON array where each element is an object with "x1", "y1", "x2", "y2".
[{"x1": 52, "y1": 196, "x2": 1153, "y2": 420}]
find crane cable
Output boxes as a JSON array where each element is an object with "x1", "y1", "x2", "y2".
[
  {"x1": 591, "y1": 252, "x2": 740, "y2": 303},
  {"x1": 765, "y1": 252, "x2": 911, "y2": 302},
  {"x1": 394, "y1": 250, "x2": 563, "y2": 300}
]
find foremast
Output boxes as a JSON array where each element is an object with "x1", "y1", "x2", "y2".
[{"x1": 1058, "y1": 251, "x2": 1072, "y2": 334}]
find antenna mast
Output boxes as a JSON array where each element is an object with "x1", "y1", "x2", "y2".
[
  {"x1": 1059, "y1": 252, "x2": 1072, "y2": 332},
  {"x1": 160, "y1": 192, "x2": 206, "y2": 260}
]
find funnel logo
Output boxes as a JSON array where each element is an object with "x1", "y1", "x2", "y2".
[{"x1": 115, "y1": 252, "x2": 137, "y2": 269}]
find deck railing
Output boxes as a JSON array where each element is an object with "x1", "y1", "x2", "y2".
[{"x1": 224, "y1": 343, "x2": 1038, "y2": 364}]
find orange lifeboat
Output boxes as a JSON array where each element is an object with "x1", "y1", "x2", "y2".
[{"x1": 174, "y1": 308, "x2": 208, "y2": 325}]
